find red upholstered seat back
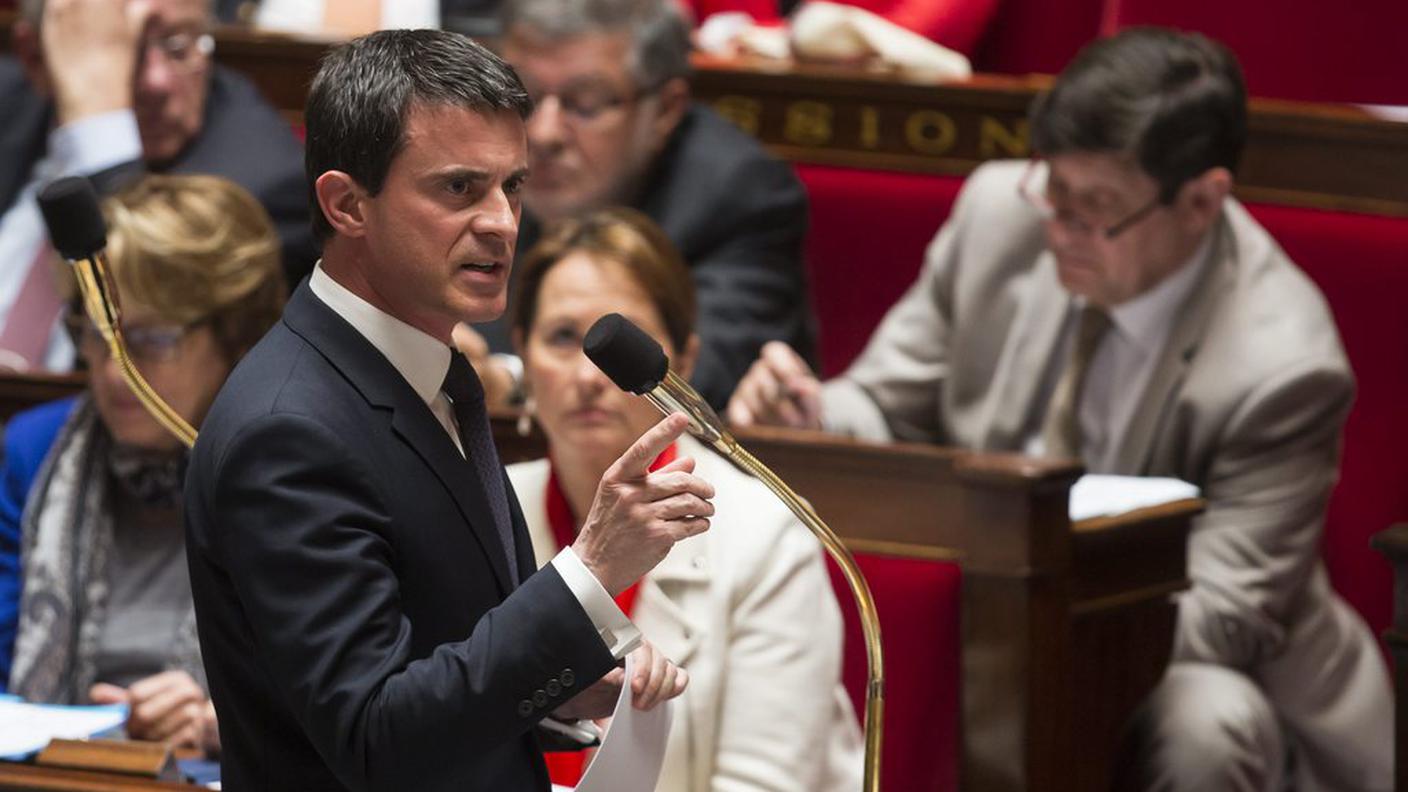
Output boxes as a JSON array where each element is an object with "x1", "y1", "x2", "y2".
[
  {"x1": 796, "y1": 165, "x2": 963, "y2": 378},
  {"x1": 829, "y1": 555, "x2": 962, "y2": 792},
  {"x1": 1107, "y1": 0, "x2": 1408, "y2": 105},
  {"x1": 1243, "y1": 204, "x2": 1408, "y2": 636}
]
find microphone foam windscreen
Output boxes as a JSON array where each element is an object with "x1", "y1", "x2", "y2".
[
  {"x1": 37, "y1": 176, "x2": 107, "y2": 261},
  {"x1": 584, "y1": 313, "x2": 668, "y2": 395}
]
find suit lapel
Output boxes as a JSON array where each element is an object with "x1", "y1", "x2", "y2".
[
  {"x1": 1111, "y1": 220, "x2": 1233, "y2": 473},
  {"x1": 281, "y1": 284, "x2": 517, "y2": 596},
  {"x1": 979, "y1": 253, "x2": 1072, "y2": 451}
]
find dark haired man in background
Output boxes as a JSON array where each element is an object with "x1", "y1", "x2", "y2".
[
  {"x1": 727, "y1": 27, "x2": 1392, "y2": 791},
  {"x1": 186, "y1": 30, "x2": 708, "y2": 790},
  {"x1": 464, "y1": 0, "x2": 814, "y2": 411}
]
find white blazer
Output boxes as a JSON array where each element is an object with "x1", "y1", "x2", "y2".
[{"x1": 509, "y1": 435, "x2": 864, "y2": 792}]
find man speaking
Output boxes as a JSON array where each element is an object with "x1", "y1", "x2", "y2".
[{"x1": 184, "y1": 30, "x2": 712, "y2": 791}]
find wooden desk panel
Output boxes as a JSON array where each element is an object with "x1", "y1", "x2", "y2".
[{"x1": 0, "y1": 763, "x2": 195, "y2": 792}]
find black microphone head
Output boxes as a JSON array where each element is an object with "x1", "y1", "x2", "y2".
[
  {"x1": 37, "y1": 176, "x2": 106, "y2": 261},
  {"x1": 584, "y1": 313, "x2": 668, "y2": 394}
]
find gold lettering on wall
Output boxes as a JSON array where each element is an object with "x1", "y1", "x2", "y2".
[
  {"x1": 784, "y1": 101, "x2": 834, "y2": 146},
  {"x1": 979, "y1": 116, "x2": 1030, "y2": 159},
  {"x1": 904, "y1": 111, "x2": 957, "y2": 155},
  {"x1": 860, "y1": 106, "x2": 880, "y2": 150},
  {"x1": 713, "y1": 95, "x2": 762, "y2": 136}
]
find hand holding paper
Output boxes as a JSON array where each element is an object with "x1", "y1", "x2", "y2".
[{"x1": 555, "y1": 640, "x2": 687, "y2": 721}]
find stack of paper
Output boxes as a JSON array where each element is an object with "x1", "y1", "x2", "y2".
[
  {"x1": 1068, "y1": 475, "x2": 1201, "y2": 522},
  {"x1": 0, "y1": 699, "x2": 127, "y2": 760}
]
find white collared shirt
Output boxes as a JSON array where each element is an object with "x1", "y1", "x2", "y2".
[
  {"x1": 308, "y1": 263, "x2": 640, "y2": 658},
  {"x1": 0, "y1": 109, "x2": 143, "y2": 371}
]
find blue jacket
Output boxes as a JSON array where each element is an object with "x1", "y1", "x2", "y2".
[{"x1": 0, "y1": 398, "x2": 78, "y2": 688}]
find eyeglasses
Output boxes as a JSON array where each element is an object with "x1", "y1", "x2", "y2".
[
  {"x1": 141, "y1": 30, "x2": 215, "y2": 74},
  {"x1": 1018, "y1": 160, "x2": 1163, "y2": 240},
  {"x1": 64, "y1": 314, "x2": 204, "y2": 364},
  {"x1": 526, "y1": 80, "x2": 662, "y2": 125}
]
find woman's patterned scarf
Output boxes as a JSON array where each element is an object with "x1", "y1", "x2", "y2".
[{"x1": 9, "y1": 397, "x2": 203, "y2": 703}]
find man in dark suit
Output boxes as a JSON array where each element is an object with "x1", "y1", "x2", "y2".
[
  {"x1": 1, "y1": 0, "x2": 313, "y2": 370},
  {"x1": 186, "y1": 29, "x2": 709, "y2": 791},
  {"x1": 465, "y1": 0, "x2": 813, "y2": 410}
]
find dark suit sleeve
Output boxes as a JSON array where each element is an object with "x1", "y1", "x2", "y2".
[
  {"x1": 688, "y1": 156, "x2": 814, "y2": 409},
  {"x1": 207, "y1": 412, "x2": 615, "y2": 789}
]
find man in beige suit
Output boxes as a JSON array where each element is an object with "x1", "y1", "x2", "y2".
[{"x1": 728, "y1": 27, "x2": 1392, "y2": 791}]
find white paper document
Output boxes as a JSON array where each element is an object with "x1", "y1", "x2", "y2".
[
  {"x1": 0, "y1": 699, "x2": 127, "y2": 759},
  {"x1": 556, "y1": 653, "x2": 673, "y2": 792},
  {"x1": 1068, "y1": 475, "x2": 1201, "y2": 522}
]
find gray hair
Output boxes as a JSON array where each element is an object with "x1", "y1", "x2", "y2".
[{"x1": 501, "y1": 0, "x2": 691, "y2": 89}]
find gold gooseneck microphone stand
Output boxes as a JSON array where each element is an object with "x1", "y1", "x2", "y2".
[
  {"x1": 39, "y1": 177, "x2": 198, "y2": 448},
  {"x1": 586, "y1": 314, "x2": 883, "y2": 792}
]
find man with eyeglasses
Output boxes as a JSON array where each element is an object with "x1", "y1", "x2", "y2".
[
  {"x1": 464, "y1": 0, "x2": 814, "y2": 411},
  {"x1": 0, "y1": 0, "x2": 314, "y2": 372},
  {"x1": 727, "y1": 27, "x2": 1392, "y2": 792}
]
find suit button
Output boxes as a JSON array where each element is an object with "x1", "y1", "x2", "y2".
[
  {"x1": 533, "y1": 689, "x2": 548, "y2": 708},
  {"x1": 517, "y1": 699, "x2": 533, "y2": 717},
  {"x1": 545, "y1": 679, "x2": 562, "y2": 697},
  {"x1": 561, "y1": 668, "x2": 575, "y2": 688}
]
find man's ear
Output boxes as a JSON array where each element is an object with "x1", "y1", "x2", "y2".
[
  {"x1": 1176, "y1": 167, "x2": 1232, "y2": 235},
  {"x1": 648, "y1": 77, "x2": 690, "y2": 150},
  {"x1": 12, "y1": 20, "x2": 52, "y2": 96},
  {"x1": 314, "y1": 171, "x2": 369, "y2": 238}
]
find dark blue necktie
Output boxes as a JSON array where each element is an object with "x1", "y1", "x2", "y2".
[{"x1": 442, "y1": 354, "x2": 519, "y2": 587}]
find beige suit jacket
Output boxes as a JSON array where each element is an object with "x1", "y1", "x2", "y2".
[
  {"x1": 822, "y1": 161, "x2": 1391, "y2": 789},
  {"x1": 508, "y1": 435, "x2": 864, "y2": 792}
]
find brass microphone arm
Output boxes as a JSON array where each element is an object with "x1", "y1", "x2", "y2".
[
  {"x1": 644, "y1": 370, "x2": 884, "y2": 792},
  {"x1": 72, "y1": 251, "x2": 198, "y2": 448}
]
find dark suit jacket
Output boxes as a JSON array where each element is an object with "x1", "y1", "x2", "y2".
[
  {"x1": 478, "y1": 104, "x2": 814, "y2": 409},
  {"x1": 0, "y1": 58, "x2": 317, "y2": 289},
  {"x1": 185, "y1": 284, "x2": 616, "y2": 791}
]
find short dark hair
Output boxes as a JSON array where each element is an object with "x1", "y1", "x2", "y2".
[
  {"x1": 304, "y1": 29, "x2": 533, "y2": 240},
  {"x1": 1030, "y1": 27, "x2": 1247, "y2": 203}
]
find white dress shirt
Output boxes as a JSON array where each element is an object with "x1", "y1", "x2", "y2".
[
  {"x1": 0, "y1": 110, "x2": 142, "y2": 371},
  {"x1": 1027, "y1": 233, "x2": 1212, "y2": 472},
  {"x1": 308, "y1": 263, "x2": 641, "y2": 658}
]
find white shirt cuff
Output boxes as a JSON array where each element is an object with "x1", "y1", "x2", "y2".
[
  {"x1": 550, "y1": 547, "x2": 641, "y2": 659},
  {"x1": 49, "y1": 109, "x2": 143, "y2": 177}
]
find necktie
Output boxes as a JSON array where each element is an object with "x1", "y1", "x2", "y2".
[
  {"x1": 0, "y1": 244, "x2": 64, "y2": 371},
  {"x1": 1041, "y1": 305, "x2": 1112, "y2": 462},
  {"x1": 443, "y1": 354, "x2": 519, "y2": 587}
]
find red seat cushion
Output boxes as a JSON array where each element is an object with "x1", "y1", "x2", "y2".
[
  {"x1": 1244, "y1": 204, "x2": 1408, "y2": 636},
  {"x1": 829, "y1": 555, "x2": 962, "y2": 792}
]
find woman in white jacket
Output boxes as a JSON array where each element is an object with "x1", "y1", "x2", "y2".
[{"x1": 501, "y1": 207, "x2": 862, "y2": 792}]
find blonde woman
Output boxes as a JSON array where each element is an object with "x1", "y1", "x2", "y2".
[
  {"x1": 502, "y1": 207, "x2": 862, "y2": 792},
  {"x1": 0, "y1": 174, "x2": 285, "y2": 755}
]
